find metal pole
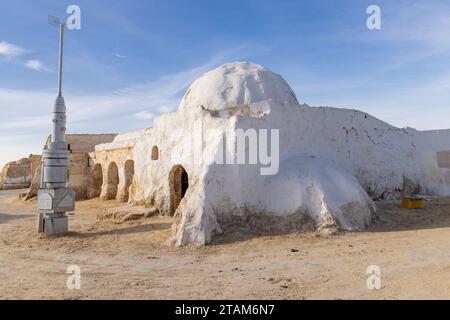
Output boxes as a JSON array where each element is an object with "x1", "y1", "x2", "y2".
[
  {"x1": 58, "y1": 23, "x2": 64, "y2": 97},
  {"x1": 37, "y1": 18, "x2": 74, "y2": 236}
]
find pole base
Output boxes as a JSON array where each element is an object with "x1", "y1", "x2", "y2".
[{"x1": 42, "y1": 215, "x2": 68, "y2": 236}]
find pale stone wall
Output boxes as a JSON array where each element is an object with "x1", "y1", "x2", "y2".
[
  {"x1": 25, "y1": 134, "x2": 117, "y2": 200},
  {"x1": 45, "y1": 134, "x2": 118, "y2": 153},
  {"x1": 29, "y1": 155, "x2": 41, "y2": 177},
  {"x1": 88, "y1": 147, "x2": 135, "y2": 203},
  {"x1": 24, "y1": 163, "x2": 41, "y2": 200},
  {"x1": 0, "y1": 155, "x2": 41, "y2": 190}
]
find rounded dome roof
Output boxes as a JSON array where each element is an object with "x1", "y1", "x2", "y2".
[{"x1": 178, "y1": 62, "x2": 299, "y2": 111}]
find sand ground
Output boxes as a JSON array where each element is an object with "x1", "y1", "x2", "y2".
[{"x1": 0, "y1": 189, "x2": 449, "y2": 300}]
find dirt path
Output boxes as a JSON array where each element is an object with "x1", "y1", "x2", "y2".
[{"x1": 0, "y1": 189, "x2": 449, "y2": 299}]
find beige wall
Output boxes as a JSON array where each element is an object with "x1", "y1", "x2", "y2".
[
  {"x1": 0, "y1": 155, "x2": 41, "y2": 190},
  {"x1": 25, "y1": 134, "x2": 117, "y2": 200},
  {"x1": 45, "y1": 134, "x2": 117, "y2": 153},
  {"x1": 89, "y1": 147, "x2": 135, "y2": 203}
]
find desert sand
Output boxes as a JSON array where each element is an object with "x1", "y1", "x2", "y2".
[{"x1": 0, "y1": 189, "x2": 449, "y2": 300}]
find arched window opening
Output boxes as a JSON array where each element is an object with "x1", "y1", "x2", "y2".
[{"x1": 151, "y1": 145, "x2": 159, "y2": 160}]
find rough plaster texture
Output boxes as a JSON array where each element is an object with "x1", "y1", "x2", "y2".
[
  {"x1": 89, "y1": 62, "x2": 450, "y2": 245},
  {"x1": 16, "y1": 62, "x2": 450, "y2": 245},
  {"x1": 0, "y1": 155, "x2": 40, "y2": 190}
]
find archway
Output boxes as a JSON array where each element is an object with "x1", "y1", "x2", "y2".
[
  {"x1": 92, "y1": 163, "x2": 103, "y2": 198},
  {"x1": 122, "y1": 160, "x2": 135, "y2": 202},
  {"x1": 169, "y1": 165, "x2": 189, "y2": 216},
  {"x1": 106, "y1": 162, "x2": 119, "y2": 200}
]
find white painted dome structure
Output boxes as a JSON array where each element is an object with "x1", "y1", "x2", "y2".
[
  {"x1": 90, "y1": 61, "x2": 450, "y2": 246},
  {"x1": 178, "y1": 62, "x2": 300, "y2": 111}
]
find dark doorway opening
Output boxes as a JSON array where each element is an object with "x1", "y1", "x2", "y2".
[
  {"x1": 92, "y1": 163, "x2": 103, "y2": 198},
  {"x1": 169, "y1": 165, "x2": 189, "y2": 216}
]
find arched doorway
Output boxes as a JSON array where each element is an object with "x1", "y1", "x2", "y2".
[
  {"x1": 106, "y1": 162, "x2": 119, "y2": 200},
  {"x1": 122, "y1": 160, "x2": 135, "y2": 202},
  {"x1": 169, "y1": 165, "x2": 189, "y2": 216},
  {"x1": 92, "y1": 163, "x2": 103, "y2": 198}
]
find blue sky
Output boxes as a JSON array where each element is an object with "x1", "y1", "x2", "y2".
[{"x1": 1, "y1": 0, "x2": 450, "y2": 168}]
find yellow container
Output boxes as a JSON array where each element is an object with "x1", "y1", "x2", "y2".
[{"x1": 401, "y1": 198, "x2": 425, "y2": 209}]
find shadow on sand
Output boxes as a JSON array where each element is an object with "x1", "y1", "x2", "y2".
[
  {"x1": 212, "y1": 197, "x2": 450, "y2": 245},
  {"x1": 368, "y1": 198, "x2": 450, "y2": 233},
  {"x1": 0, "y1": 213, "x2": 33, "y2": 224},
  {"x1": 67, "y1": 222, "x2": 172, "y2": 238}
]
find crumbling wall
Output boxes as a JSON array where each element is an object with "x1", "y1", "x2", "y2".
[
  {"x1": 24, "y1": 163, "x2": 41, "y2": 200},
  {"x1": 25, "y1": 134, "x2": 117, "y2": 200},
  {"x1": 89, "y1": 146, "x2": 135, "y2": 203},
  {"x1": 68, "y1": 152, "x2": 91, "y2": 200},
  {"x1": 0, "y1": 155, "x2": 40, "y2": 190},
  {"x1": 44, "y1": 134, "x2": 118, "y2": 153}
]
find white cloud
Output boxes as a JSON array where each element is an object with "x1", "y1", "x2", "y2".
[
  {"x1": 114, "y1": 53, "x2": 127, "y2": 59},
  {"x1": 382, "y1": 3, "x2": 450, "y2": 49},
  {"x1": 0, "y1": 41, "x2": 49, "y2": 72},
  {"x1": 24, "y1": 59, "x2": 47, "y2": 71},
  {"x1": 0, "y1": 41, "x2": 25, "y2": 59}
]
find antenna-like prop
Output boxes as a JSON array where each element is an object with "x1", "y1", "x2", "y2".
[
  {"x1": 48, "y1": 15, "x2": 65, "y2": 96},
  {"x1": 48, "y1": 15, "x2": 62, "y2": 26},
  {"x1": 37, "y1": 15, "x2": 74, "y2": 236}
]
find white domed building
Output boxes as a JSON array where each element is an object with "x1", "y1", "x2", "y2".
[{"x1": 88, "y1": 62, "x2": 450, "y2": 246}]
